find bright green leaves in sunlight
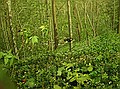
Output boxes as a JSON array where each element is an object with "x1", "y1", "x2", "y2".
[
  {"x1": 19, "y1": 28, "x2": 39, "y2": 45},
  {"x1": 40, "y1": 25, "x2": 46, "y2": 30},
  {"x1": 97, "y1": 54, "x2": 103, "y2": 61},
  {"x1": 77, "y1": 74, "x2": 90, "y2": 84},
  {"x1": 56, "y1": 62, "x2": 93, "y2": 88},
  {"x1": 40, "y1": 25, "x2": 48, "y2": 37},
  {"x1": 57, "y1": 67, "x2": 64, "y2": 76},
  {"x1": 87, "y1": 63, "x2": 93, "y2": 72},
  {"x1": 102, "y1": 73, "x2": 108, "y2": 79},
  {"x1": 0, "y1": 50, "x2": 16, "y2": 66},
  {"x1": 29, "y1": 36, "x2": 39, "y2": 45},
  {"x1": 54, "y1": 85, "x2": 62, "y2": 89},
  {"x1": 1, "y1": 0, "x2": 120, "y2": 89},
  {"x1": 19, "y1": 29, "x2": 31, "y2": 39}
]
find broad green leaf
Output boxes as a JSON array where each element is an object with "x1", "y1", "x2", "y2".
[
  {"x1": 57, "y1": 70, "x2": 62, "y2": 76},
  {"x1": 74, "y1": 68, "x2": 80, "y2": 72},
  {"x1": 57, "y1": 67, "x2": 64, "y2": 76},
  {"x1": 26, "y1": 78, "x2": 35, "y2": 88},
  {"x1": 81, "y1": 67, "x2": 87, "y2": 72},
  {"x1": 97, "y1": 55, "x2": 103, "y2": 60},
  {"x1": 10, "y1": 58, "x2": 14, "y2": 66},
  {"x1": 112, "y1": 64, "x2": 118, "y2": 68},
  {"x1": 87, "y1": 66, "x2": 93, "y2": 72},
  {"x1": 83, "y1": 74, "x2": 90, "y2": 79},
  {"x1": 0, "y1": 52, "x2": 3, "y2": 59},
  {"x1": 67, "y1": 71, "x2": 72, "y2": 80},
  {"x1": 30, "y1": 36, "x2": 39, "y2": 45},
  {"x1": 77, "y1": 74, "x2": 90, "y2": 83},
  {"x1": 25, "y1": 38, "x2": 29, "y2": 44},
  {"x1": 19, "y1": 32, "x2": 23, "y2": 35},
  {"x1": 63, "y1": 87, "x2": 66, "y2": 89},
  {"x1": 102, "y1": 73, "x2": 108, "y2": 79},
  {"x1": 40, "y1": 25, "x2": 45, "y2": 30},
  {"x1": 70, "y1": 77, "x2": 76, "y2": 82},
  {"x1": 77, "y1": 77, "x2": 86, "y2": 83},
  {"x1": 8, "y1": 50, "x2": 12, "y2": 53},
  {"x1": 4, "y1": 58, "x2": 9, "y2": 65},
  {"x1": 6, "y1": 55, "x2": 13, "y2": 59},
  {"x1": 73, "y1": 87, "x2": 80, "y2": 89},
  {"x1": 66, "y1": 63, "x2": 73, "y2": 69},
  {"x1": 89, "y1": 71, "x2": 97, "y2": 76},
  {"x1": 54, "y1": 85, "x2": 61, "y2": 89},
  {"x1": 28, "y1": 81, "x2": 34, "y2": 88},
  {"x1": 62, "y1": 62, "x2": 67, "y2": 66}
]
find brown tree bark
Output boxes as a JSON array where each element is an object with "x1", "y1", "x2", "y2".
[
  {"x1": 67, "y1": 0, "x2": 72, "y2": 51},
  {"x1": 52, "y1": 0, "x2": 58, "y2": 50},
  {"x1": 73, "y1": 3, "x2": 81, "y2": 41},
  {"x1": 7, "y1": 0, "x2": 18, "y2": 54},
  {"x1": 118, "y1": 0, "x2": 120, "y2": 33}
]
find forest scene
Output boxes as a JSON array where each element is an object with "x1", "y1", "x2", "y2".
[{"x1": 0, "y1": 0, "x2": 120, "y2": 89}]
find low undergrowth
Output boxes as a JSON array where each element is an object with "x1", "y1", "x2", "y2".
[{"x1": 0, "y1": 31, "x2": 120, "y2": 89}]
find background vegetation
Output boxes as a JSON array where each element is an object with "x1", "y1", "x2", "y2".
[{"x1": 0, "y1": 0, "x2": 120, "y2": 89}]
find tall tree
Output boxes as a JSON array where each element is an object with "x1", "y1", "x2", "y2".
[
  {"x1": 118, "y1": 0, "x2": 120, "y2": 33},
  {"x1": 7, "y1": 0, "x2": 18, "y2": 54},
  {"x1": 73, "y1": 3, "x2": 81, "y2": 41},
  {"x1": 67, "y1": 0, "x2": 72, "y2": 51},
  {"x1": 84, "y1": 2, "x2": 89, "y2": 46},
  {"x1": 52, "y1": 0, "x2": 58, "y2": 50}
]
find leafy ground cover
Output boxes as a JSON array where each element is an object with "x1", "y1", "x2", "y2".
[{"x1": 0, "y1": 31, "x2": 120, "y2": 89}]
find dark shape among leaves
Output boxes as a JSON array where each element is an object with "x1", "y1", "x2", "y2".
[
  {"x1": 69, "y1": 80, "x2": 78, "y2": 86},
  {"x1": 64, "y1": 37, "x2": 73, "y2": 42}
]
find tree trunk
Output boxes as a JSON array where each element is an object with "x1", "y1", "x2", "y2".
[
  {"x1": 73, "y1": 3, "x2": 81, "y2": 41},
  {"x1": 52, "y1": 0, "x2": 58, "y2": 50},
  {"x1": 7, "y1": 0, "x2": 18, "y2": 54},
  {"x1": 84, "y1": 3, "x2": 89, "y2": 46},
  {"x1": 67, "y1": 0, "x2": 72, "y2": 51},
  {"x1": 118, "y1": 0, "x2": 120, "y2": 33}
]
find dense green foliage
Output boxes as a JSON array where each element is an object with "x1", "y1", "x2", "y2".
[
  {"x1": 1, "y1": 31, "x2": 120, "y2": 89},
  {"x1": 0, "y1": 0, "x2": 120, "y2": 89}
]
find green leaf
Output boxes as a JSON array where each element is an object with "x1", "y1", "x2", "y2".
[
  {"x1": 29, "y1": 81, "x2": 34, "y2": 88},
  {"x1": 57, "y1": 67, "x2": 64, "y2": 76},
  {"x1": 57, "y1": 70, "x2": 62, "y2": 76},
  {"x1": 4, "y1": 58, "x2": 9, "y2": 65},
  {"x1": 81, "y1": 67, "x2": 88, "y2": 72},
  {"x1": 67, "y1": 71, "x2": 72, "y2": 80},
  {"x1": 5, "y1": 55, "x2": 13, "y2": 59},
  {"x1": 62, "y1": 62, "x2": 67, "y2": 66},
  {"x1": 74, "y1": 68, "x2": 80, "y2": 72},
  {"x1": 66, "y1": 63, "x2": 73, "y2": 69},
  {"x1": 97, "y1": 55, "x2": 103, "y2": 60},
  {"x1": 26, "y1": 78, "x2": 35, "y2": 88},
  {"x1": 89, "y1": 71, "x2": 97, "y2": 76},
  {"x1": 10, "y1": 58, "x2": 14, "y2": 66},
  {"x1": 25, "y1": 38, "x2": 29, "y2": 44},
  {"x1": 77, "y1": 74, "x2": 90, "y2": 84},
  {"x1": 70, "y1": 77, "x2": 76, "y2": 82},
  {"x1": 102, "y1": 73, "x2": 108, "y2": 79},
  {"x1": 30, "y1": 36, "x2": 39, "y2": 45},
  {"x1": 112, "y1": 64, "x2": 118, "y2": 68},
  {"x1": 73, "y1": 87, "x2": 80, "y2": 89},
  {"x1": 40, "y1": 25, "x2": 45, "y2": 31},
  {"x1": 87, "y1": 66, "x2": 93, "y2": 72},
  {"x1": 19, "y1": 32, "x2": 23, "y2": 35},
  {"x1": 0, "y1": 52, "x2": 4, "y2": 59},
  {"x1": 54, "y1": 85, "x2": 61, "y2": 89}
]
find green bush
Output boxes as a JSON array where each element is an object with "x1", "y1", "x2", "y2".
[{"x1": 0, "y1": 31, "x2": 120, "y2": 89}]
